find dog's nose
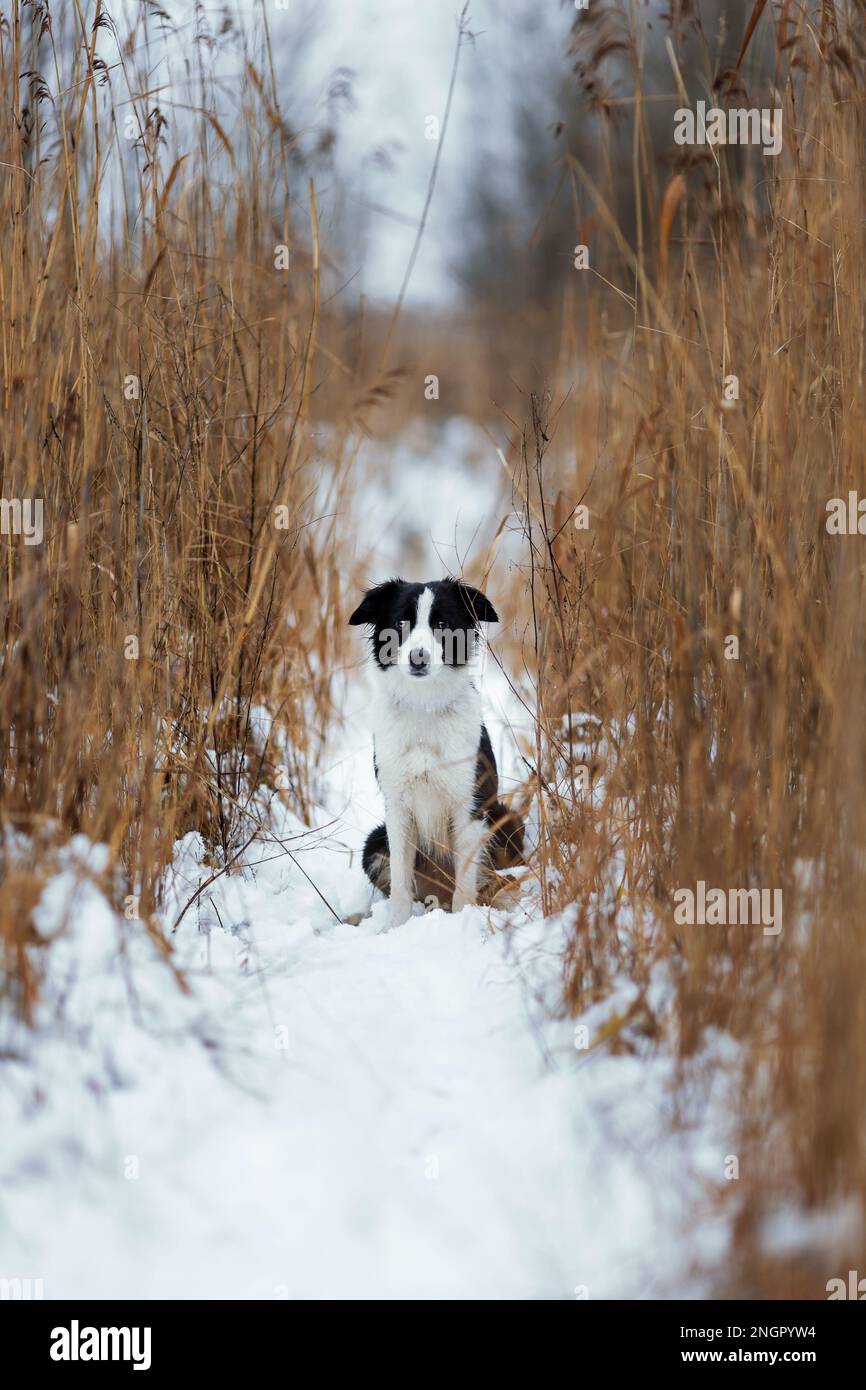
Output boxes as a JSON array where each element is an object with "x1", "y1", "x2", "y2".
[{"x1": 409, "y1": 646, "x2": 430, "y2": 674}]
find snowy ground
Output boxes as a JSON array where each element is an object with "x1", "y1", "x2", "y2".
[
  {"x1": 1, "y1": 421, "x2": 730, "y2": 1299},
  {"x1": 0, "y1": 828, "x2": 726, "y2": 1300}
]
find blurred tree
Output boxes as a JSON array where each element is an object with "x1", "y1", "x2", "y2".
[{"x1": 453, "y1": 0, "x2": 777, "y2": 363}]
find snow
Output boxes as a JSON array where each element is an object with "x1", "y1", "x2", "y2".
[{"x1": 0, "y1": 839, "x2": 722, "y2": 1299}]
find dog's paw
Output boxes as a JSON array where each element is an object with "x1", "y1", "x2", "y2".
[
  {"x1": 385, "y1": 897, "x2": 413, "y2": 930},
  {"x1": 451, "y1": 890, "x2": 476, "y2": 915}
]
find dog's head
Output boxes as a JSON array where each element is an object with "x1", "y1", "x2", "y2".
[{"x1": 349, "y1": 577, "x2": 498, "y2": 696}]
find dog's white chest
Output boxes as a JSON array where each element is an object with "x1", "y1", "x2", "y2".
[
  {"x1": 373, "y1": 698, "x2": 478, "y2": 840},
  {"x1": 379, "y1": 723, "x2": 462, "y2": 790},
  {"x1": 402, "y1": 733, "x2": 448, "y2": 782}
]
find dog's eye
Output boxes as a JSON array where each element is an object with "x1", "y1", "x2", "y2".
[{"x1": 434, "y1": 620, "x2": 446, "y2": 630}]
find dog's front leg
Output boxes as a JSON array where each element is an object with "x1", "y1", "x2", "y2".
[
  {"x1": 451, "y1": 814, "x2": 486, "y2": 914},
  {"x1": 385, "y1": 799, "x2": 415, "y2": 928}
]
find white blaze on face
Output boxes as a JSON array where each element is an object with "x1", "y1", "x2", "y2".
[{"x1": 398, "y1": 586, "x2": 441, "y2": 673}]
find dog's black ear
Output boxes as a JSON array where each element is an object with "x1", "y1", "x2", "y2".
[
  {"x1": 456, "y1": 582, "x2": 498, "y2": 625},
  {"x1": 349, "y1": 579, "x2": 404, "y2": 626}
]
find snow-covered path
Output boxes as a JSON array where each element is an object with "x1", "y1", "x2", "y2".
[{"x1": 1, "y1": 828, "x2": 718, "y2": 1299}]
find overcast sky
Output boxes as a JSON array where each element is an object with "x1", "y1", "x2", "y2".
[
  {"x1": 104, "y1": 0, "x2": 571, "y2": 308},
  {"x1": 264, "y1": 0, "x2": 570, "y2": 306}
]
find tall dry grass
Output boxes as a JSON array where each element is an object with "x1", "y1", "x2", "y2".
[
  {"x1": 0, "y1": 0, "x2": 359, "y2": 1018},
  {"x1": 513, "y1": 0, "x2": 866, "y2": 1293}
]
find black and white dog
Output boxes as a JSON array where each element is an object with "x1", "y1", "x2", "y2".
[{"x1": 349, "y1": 577, "x2": 524, "y2": 927}]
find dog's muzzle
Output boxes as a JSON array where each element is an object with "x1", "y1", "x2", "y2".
[{"x1": 409, "y1": 646, "x2": 430, "y2": 677}]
